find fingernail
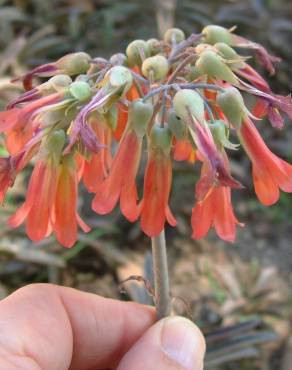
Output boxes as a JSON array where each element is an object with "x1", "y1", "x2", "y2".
[{"x1": 161, "y1": 317, "x2": 205, "y2": 370}]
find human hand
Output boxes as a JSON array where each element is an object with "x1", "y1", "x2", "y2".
[{"x1": 0, "y1": 284, "x2": 205, "y2": 370}]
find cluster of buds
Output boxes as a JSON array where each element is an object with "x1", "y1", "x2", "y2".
[{"x1": 1, "y1": 25, "x2": 292, "y2": 247}]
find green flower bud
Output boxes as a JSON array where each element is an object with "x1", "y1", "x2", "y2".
[
  {"x1": 164, "y1": 28, "x2": 185, "y2": 44},
  {"x1": 146, "y1": 38, "x2": 161, "y2": 55},
  {"x1": 167, "y1": 109, "x2": 186, "y2": 140},
  {"x1": 58, "y1": 52, "x2": 91, "y2": 75},
  {"x1": 69, "y1": 81, "x2": 91, "y2": 101},
  {"x1": 210, "y1": 119, "x2": 240, "y2": 150},
  {"x1": 217, "y1": 87, "x2": 247, "y2": 129},
  {"x1": 126, "y1": 40, "x2": 150, "y2": 66},
  {"x1": 195, "y1": 50, "x2": 238, "y2": 85},
  {"x1": 150, "y1": 126, "x2": 172, "y2": 152},
  {"x1": 173, "y1": 89, "x2": 205, "y2": 122},
  {"x1": 141, "y1": 55, "x2": 169, "y2": 81},
  {"x1": 215, "y1": 43, "x2": 245, "y2": 69},
  {"x1": 202, "y1": 25, "x2": 232, "y2": 45},
  {"x1": 49, "y1": 74, "x2": 72, "y2": 91},
  {"x1": 131, "y1": 99, "x2": 153, "y2": 137},
  {"x1": 107, "y1": 66, "x2": 133, "y2": 92}
]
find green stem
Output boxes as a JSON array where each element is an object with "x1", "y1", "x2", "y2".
[{"x1": 151, "y1": 229, "x2": 171, "y2": 319}]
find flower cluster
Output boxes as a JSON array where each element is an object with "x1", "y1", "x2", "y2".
[{"x1": 1, "y1": 25, "x2": 292, "y2": 247}]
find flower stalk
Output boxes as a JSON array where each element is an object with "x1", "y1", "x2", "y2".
[{"x1": 151, "y1": 229, "x2": 171, "y2": 319}]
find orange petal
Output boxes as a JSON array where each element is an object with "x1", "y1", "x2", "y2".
[
  {"x1": 8, "y1": 161, "x2": 45, "y2": 228},
  {"x1": 53, "y1": 161, "x2": 78, "y2": 248},
  {"x1": 26, "y1": 163, "x2": 59, "y2": 242},
  {"x1": 140, "y1": 152, "x2": 176, "y2": 236},
  {"x1": 253, "y1": 165, "x2": 279, "y2": 205},
  {"x1": 191, "y1": 193, "x2": 214, "y2": 240},
  {"x1": 92, "y1": 131, "x2": 141, "y2": 215},
  {"x1": 213, "y1": 187, "x2": 238, "y2": 243}
]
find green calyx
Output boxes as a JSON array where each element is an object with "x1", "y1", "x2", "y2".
[
  {"x1": 195, "y1": 50, "x2": 238, "y2": 85},
  {"x1": 167, "y1": 109, "x2": 186, "y2": 140},
  {"x1": 210, "y1": 119, "x2": 240, "y2": 150},
  {"x1": 107, "y1": 66, "x2": 133, "y2": 94},
  {"x1": 69, "y1": 81, "x2": 91, "y2": 101},
  {"x1": 215, "y1": 43, "x2": 245, "y2": 70},
  {"x1": 150, "y1": 125, "x2": 172, "y2": 152},
  {"x1": 126, "y1": 40, "x2": 150, "y2": 67},
  {"x1": 49, "y1": 75, "x2": 72, "y2": 91},
  {"x1": 45, "y1": 130, "x2": 66, "y2": 165},
  {"x1": 164, "y1": 28, "x2": 185, "y2": 44},
  {"x1": 173, "y1": 89, "x2": 205, "y2": 123},
  {"x1": 217, "y1": 87, "x2": 247, "y2": 129},
  {"x1": 130, "y1": 99, "x2": 153, "y2": 137},
  {"x1": 58, "y1": 52, "x2": 91, "y2": 75},
  {"x1": 202, "y1": 25, "x2": 232, "y2": 45},
  {"x1": 141, "y1": 55, "x2": 169, "y2": 81}
]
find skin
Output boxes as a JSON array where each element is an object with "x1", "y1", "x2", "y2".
[{"x1": 0, "y1": 284, "x2": 205, "y2": 370}]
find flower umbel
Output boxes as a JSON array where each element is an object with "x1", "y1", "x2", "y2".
[{"x1": 1, "y1": 25, "x2": 292, "y2": 247}]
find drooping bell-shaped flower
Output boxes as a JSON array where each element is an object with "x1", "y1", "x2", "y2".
[
  {"x1": 92, "y1": 99, "x2": 153, "y2": 221},
  {"x1": 8, "y1": 131, "x2": 90, "y2": 247},
  {"x1": 238, "y1": 118, "x2": 292, "y2": 205},
  {"x1": 173, "y1": 89, "x2": 241, "y2": 199},
  {"x1": 202, "y1": 25, "x2": 281, "y2": 75},
  {"x1": 52, "y1": 154, "x2": 90, "y2": 247},
  {"x1": 140, "y1": 126, "x2": 177, "y2": 236},
  {"x1": 217, "y1": 87, "x2": 292, "y2": 205},
  {"x1": 192, "y1": 162, "x2": 242, "y2": 242}
]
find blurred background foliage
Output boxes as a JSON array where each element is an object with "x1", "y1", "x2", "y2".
[{"x1": 0, "y1": 1, "x2": 292, "y2": 369}]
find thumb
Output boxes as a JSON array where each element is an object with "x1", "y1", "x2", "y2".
[{"x1": 117, "y1": 316, "x2": 206, "y2": 370}]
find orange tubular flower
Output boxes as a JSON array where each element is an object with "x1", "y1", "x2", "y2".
[
  {"x1": 82, "y1": 117, "x2": 112, "y2": 193},
  {"x1": 140, "y1": 127, "x2": 177, "y2": 237},
  {"x1": 8, "y1": 159, "x2": 59, "y2": 242},
  {"x1": 92, "y1": 99, "x2": 153, "y2": 221},
  {"x1": 92, "y1": 129, "x2": 142, "y2": 221},
  {"x1": 239, "y1": 118, "x2": 292, "y2": 205},
  {"x1": 8, "y1": 132, "x2": 89, "y2": 247},
  {"x1": 191, "y1": 185, "x2": 242, "y2": 243},
  {"x1": 52, "y1": 156, "x2": 90, "y2": 247}
]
